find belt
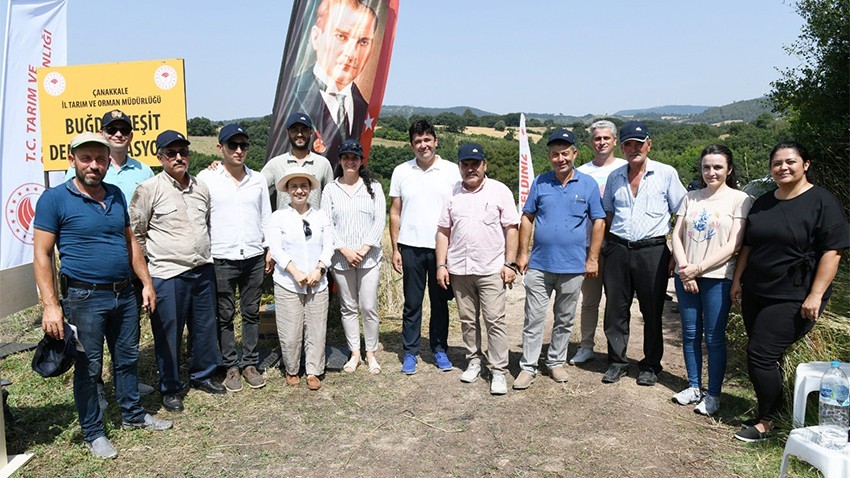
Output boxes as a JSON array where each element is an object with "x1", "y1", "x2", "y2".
[
  {"x1": 610, "y1": 235, "x2": 667, "y2": 250},
  {"x1": 65, "y1": 277, "x2": 131, "y2": 292}
]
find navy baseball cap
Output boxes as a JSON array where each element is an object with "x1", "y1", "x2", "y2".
[
  {"x1": 547, "y1": 129, "x2": 576, "y2": 146},
  {"x1": 457, "y1": 142, "x2": 485, "y2": 161},
  {"x1": 156, "y1": 130, "x2": 191, "y2": 150},
  {"x1": 619, "y1": 121, "x2": 650, "y2": 142},
  {"x1": 219, "y1": 123, "x2": 249, "y2": 143},
  {"x1": 285, "y1": 113, "x2": 313, "y2": 130},
  {"x1": 31, "y1": 323, "x2": 77, "y2": 378},
  {"x1": 338, "y1": 138, "x2": 364, "y2": 157},
  {"x1": 101, "y1": 109, "x2": 132, "y2": 129}
]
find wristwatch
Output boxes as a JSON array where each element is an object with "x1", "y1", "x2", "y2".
[{"x1": 504, "y1": 262, "x2": 519, "y2": 273}]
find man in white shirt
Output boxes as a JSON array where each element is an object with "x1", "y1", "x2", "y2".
[
  {"x1": 389, "y1": 119, "x2": 461, "y2": 375},
  {"x1": 197, "y1": 124, "x2": 273, "y2": 393},
  {"x1": 569, "y1": 120, "x2": 628, "y2": 365}
]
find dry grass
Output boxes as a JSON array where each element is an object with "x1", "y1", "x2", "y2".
[{"x1": 187, "y1": 135, "x2": 220, "y2": 156}]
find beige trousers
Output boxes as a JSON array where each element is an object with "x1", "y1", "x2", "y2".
[
  {"x1": 579, "y1": 251, "x2": 605, "y2": 349},
  {"x1": 451, "y1": 273, "x2": 509, "y2": 374},
  {"x1": 274, "y1": 284, "x2": 328, "y2": 376}
]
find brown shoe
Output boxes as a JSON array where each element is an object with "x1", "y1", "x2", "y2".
[
  {"x1": 306, "y1": 375, "x2": 321, "y2": 391},
  {"x1": 242, "y1": 366, "x2": 266, "y2": 389},
  {"x1": 550, "y1": 365, "x2": 568, "y2": 383},
  {"x1": 285, "y1": 374, "x2": 300, "y2": 386},
  {"x1": 223, "y1": 366, "x2": 243, "y2": 392},
  {"x1": 513, "y1": 370, "x2": 535, "y2": 390}
]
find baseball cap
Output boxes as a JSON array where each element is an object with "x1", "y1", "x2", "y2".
[
  {"x1": 619, "y1": 121, "x2": 650, "y2": 142},
  {"x1": 285, "y1": 113, "x2": 313, "y2": 130},
  {"x1": 101, "y1": 109, "x2": 133, "y2": 129},
  {"x1": 31, "y1": 323, "x2": 77, "y2": 378},
  {"x1": 457, "y1": 142, "x2": 485, "y2": 161},
  {"x1": 546, "y1": 129, "x2": 576, "y2": 146},
  {"x1": 156, "y1": 130, "x2": 191, "y2": 150},
  {"x1": 70, "y1": 132, "x2": 110, "y2": 151},
  {"x1": 338, "y1": 138, "x2": 364, "y2": 157},
  {"x1": 219, "y1": 123, "x2": 249, "y2": 143}
]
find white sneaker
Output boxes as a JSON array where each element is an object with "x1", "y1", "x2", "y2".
[
  {"x1": 460, "y1": 363, "x2": 481, "y2": 383},
  {"x1": 86, "y1": 436, "x2": 117, "y2": 459},
  {"x1": 672, "y1": 387, "x2": 702, "y2": 405},
  {"x1": 490, "y1": 373, "x2": 507, "y2": 395},
  {"x1": 569, "y1": 346, "x2": 594, "y2": 365},
  {"x1": 694, "y1": 395, "x2": 720, "y2": 415}
]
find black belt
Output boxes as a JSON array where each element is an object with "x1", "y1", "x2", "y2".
[
  {"x1": 610, "y1": 235, "x2": 667, "y2": 250},
  {"x1": 65, "y1": 276, "x2": 131, "y2": 292}
]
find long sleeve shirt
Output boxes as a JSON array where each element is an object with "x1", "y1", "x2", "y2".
[
  {"x1": 265, "y1": 205, "x2": 334, "y2": 294},
  {"x1": 320, "y1": 179, "x2": 385, "y2": 271}
]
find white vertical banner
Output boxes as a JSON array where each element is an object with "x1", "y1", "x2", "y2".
[
  {"x1": 517, "y1": 113, "x2": 534, "y2": 213},
  {"x1": 0, "y1": 0, "x2": 67, "y2": 269}
]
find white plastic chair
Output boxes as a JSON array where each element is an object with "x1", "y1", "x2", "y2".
[
  {"x1": 778, "y1": 426, "x2": 850, "y2": 478},
  {"x1": 792, "y1": 361, "x2": 850, "y2": 428}
]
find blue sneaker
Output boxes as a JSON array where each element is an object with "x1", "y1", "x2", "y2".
[
  {"x1": 433, "y1": 350, "x2": 453, "y2": 371},
  {"x1": 402, "y1": 354, "x2": 417, "y2": 375}
]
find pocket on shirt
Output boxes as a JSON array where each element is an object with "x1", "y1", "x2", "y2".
[
  {"x1": 646, "y1": 195, "x2": 669, "y2": 218},
  {"x1": 483, "y1": 206, "x2": 500, "y2": 226},
  {"x1": 570, "y1": 200, "x2": 588, "y2": 218}
]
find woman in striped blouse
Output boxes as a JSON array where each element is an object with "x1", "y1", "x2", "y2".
[{"x1": 321, "y1": 139, "x2": 386, "y2": 374}]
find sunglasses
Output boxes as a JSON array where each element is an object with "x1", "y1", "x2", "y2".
[
  {"x1": 160, "y1": 149, "x2": 190, "y2": 159},
  {"x1": 104, "y1": 125, "x2": 132, "y2": 136},
  {"x1": 302, "y1": 220, "x2": 312, "y2": 240},
  {"x1": 226, "y1": 141, "x2": 249, "y2": 151}
]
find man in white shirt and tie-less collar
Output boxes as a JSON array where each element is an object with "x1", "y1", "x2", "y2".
[{"x1": 197, "y1": 124, "x2": 274, "y2": 393}]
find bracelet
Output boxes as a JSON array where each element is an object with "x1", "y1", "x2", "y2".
[
  {"x1": 504, "y1": 262, "x2": 519, "y2": 273},
  {"x1": 437, "y1": 264, "x2": 448, "y2": 269}
]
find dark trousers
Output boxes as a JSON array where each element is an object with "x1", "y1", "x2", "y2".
[
  {"x1": 400, "y1": 244, "x2": 452, "y2": 355},
  {"x1": 742, "y1": 290, "x2": 820, "y2": 420},
  {"x1": 214, "y1": 254, "x2": 264, "y2": 369},
  {"x1": 150, "y1": 264, "x2": 221, "y2": 394},
  {"x1": 602, "y1": 241, "x2": 669, "y2": 373}
]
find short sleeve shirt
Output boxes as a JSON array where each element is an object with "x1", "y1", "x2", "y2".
[{"x1": 65, "y1": 156, "x2": 154, "y2": 207}]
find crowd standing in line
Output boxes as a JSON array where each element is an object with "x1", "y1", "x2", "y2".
[{"x1": 35, "y1": 108, "x2": 849, "y2": 457}]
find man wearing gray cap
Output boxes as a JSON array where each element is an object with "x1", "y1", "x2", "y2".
[
  {"x1": 600, "y1": 121, "x2": 686, "y2": 386},
  {"x1": 513, "y1": 129, "x2": 606, "y2": 390}
]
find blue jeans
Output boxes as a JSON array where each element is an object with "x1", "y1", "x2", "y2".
[
  {"x1": 674, "y1": 276, "x2": 731, "y2": 396},
  {"x1": 62, "y1": 284, "x2": 145, "y2": 442}
]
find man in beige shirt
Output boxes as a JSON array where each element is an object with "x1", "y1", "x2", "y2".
[{"x1": 130, "y1": 130, "x2": 224, "y2": 413}]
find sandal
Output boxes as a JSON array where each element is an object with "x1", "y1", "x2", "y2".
[
  {"x1": 367, "y1": 356, "x2": 381, "y2": 374},
  {"x1": 343, "y1": 355, "x2": 361, "y2": 373}
]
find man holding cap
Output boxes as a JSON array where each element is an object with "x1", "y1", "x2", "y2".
[
  {"x1": 261, "y1": 112, "x2": 334, "y2": 210},
  {"x1": 197, "y1": 124, "x2": 273, "y2": 392},
  {"x1": 513, "y1": 129, "x2": 605, "y2": 390},
  {"x1": 34, "y1": 132, "x2": 171, "y2": 459},
  {"x1": 131, "y1": 130, "x2": 224, "y2": 412},
  {"x1": 435, "y1": 142, "x2": 519, "y2": 395},
  {"x1": 600, "y1": 121, "x2": 686, "y2": 386}
]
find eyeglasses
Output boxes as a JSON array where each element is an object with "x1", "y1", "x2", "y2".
[
  {"x1": 104, "y1": 125, "x2": 132, "y2": 136},
  {"x1": 160, "y1": 149, "x2": 190, "y2": 159},
  {"x1": 226, "y1": 141, "x2": 249, "y2": 151},
  {"x1": 302, "y1": 220, "x2": 312, "y2": 240}
]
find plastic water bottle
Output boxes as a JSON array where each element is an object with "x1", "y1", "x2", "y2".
[{"x1": 818, "y1": 361, "x2": 850, "y2": 450}]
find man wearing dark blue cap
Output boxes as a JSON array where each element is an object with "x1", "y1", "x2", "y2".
[
  {"x1": 131, "y1": 130, "x2": 225, "y2": 412},
  {"x1": 261, "y1": 113, "x2": 334, "y2": 210},
  {"x1": 34, "y1": 132, "x2": 171, "y2": 459},
  {"x1": 513, "y1": 129, "x2": 606, "y2": 390},
  {"x1": 600, "y1": 121, "x2": 687, "y2": 386},
  {"x1": 197, "y1": 124, "x2": 273, "y2": 392}
]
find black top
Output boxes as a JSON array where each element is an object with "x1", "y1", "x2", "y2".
[{"x1": 742, "y1": 186, "x2": 849, "y2": 300}]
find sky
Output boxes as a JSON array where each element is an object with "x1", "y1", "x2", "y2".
[{"x1": 1, "y1": 0, "x2": 805, "y2": 120}]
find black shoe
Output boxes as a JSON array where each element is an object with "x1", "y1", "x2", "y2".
[
  {"x1": 601, "y1": 366, "x2": 628, "y2": 384},
  {"x1": 636, "y1": 370, "x2": 658, "y2": 386},
  {"x1": 740, "y1": 417, "x2": 760, "y2": 428},
  {"x1": 162, "y1": 394, "x2": 184, "y2": 412},
  {"x1": 190, "y1": 378, "x2": 226, "y2": 395},
  {"x1": 734, "y1": 425, "x2": 772, "y2": 443}
]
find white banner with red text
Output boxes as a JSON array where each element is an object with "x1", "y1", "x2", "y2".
[{"x1": 517, "y1": 113, "x2": 534, "y2": 213}]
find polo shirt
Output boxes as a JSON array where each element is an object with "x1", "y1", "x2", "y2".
[
  {"x1": 65, "y1": 156, "x2": 154, "y2": 207},
  {"x1": 522, "y1": 170, "x2": 605, "y2": 274},
  {"x1": 389, "y1": 155, "x2": 462, "y2": 249},
  {"x1": 197, "y1": 165, "x2": 271, "y2": 261},
  {"x1": 261, "y1": 151, "x2": 334, "y2": 210},
  {"x1": 33, "y1": 180, "x2": 131, "y2": 283},
  {"x1": 602, "y1": 159, "x2": 687, "y2": 241}
]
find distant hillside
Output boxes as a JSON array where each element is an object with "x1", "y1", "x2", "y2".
[
  {"x1": 615, "y1": 105, "x2": 710, "y2": 116},
  {"x1": 687, "y1": 97, "x2": 773, "y2": 123},
  {"x1": 380, "y1": 105, "x2": 495, "y2": 117}
]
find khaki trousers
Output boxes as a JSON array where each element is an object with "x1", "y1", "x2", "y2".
[
  {"x1": 451, "y1": 273, "x2": 509, "y2": 374},
  {"x1": 274, "y1": 284, "x2": 329, "y2": 376},
  {"x1": 578, "y1": 252, "x2": 605, "y2": 349}
]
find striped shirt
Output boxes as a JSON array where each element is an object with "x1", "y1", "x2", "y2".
[
  {"x1": 320, "y1": 178, "x2": 386, "y2": 271},
  {"x1": 602, "y1": 159, "x2": 687, "y2": 241}
]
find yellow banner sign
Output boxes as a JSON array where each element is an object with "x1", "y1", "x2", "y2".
[{"x1": 37, "y1": 58, "x2": 186, "y2": 171}]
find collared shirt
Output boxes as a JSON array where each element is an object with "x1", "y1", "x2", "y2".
[
  {"x1": 65, "y1": 156, "x2": 154, "y2": 207},
  {"x1": 34, "y1": 180, "x2": 130, "y2": 283},
  {"x1": 389, "y1": 155, "x2": 462, "y2": 249},
  {"x1": 578, "y1": 157, "x2": 628, "y2": 245},
  {"x1": 130, "y1": 172, "x2": 212, "y2": 279},
  {"x1": 438, "y1": 178, "x2": 519, "y2": 276},
  {"x1": 603, "y1": 159, "x2": 687, "y2": 242},
  {"x1": 523, "y1": 170, "x2": 605, "y2": 274},
  {"x1": 314, "y1": 65, "x2": 354, "y2": 133},
  {"x1": 265, "y1": 206, "x2": 334, "y2": 294},
  {"x1": 261, "y1": 152, "x2": 334, "y2": 210},
  {"x1": 320, "y1": 178, "x2": 386, "y2": 271},
  {"x1": 197, "y1": 165, "x2": 271, "y2": 260}
]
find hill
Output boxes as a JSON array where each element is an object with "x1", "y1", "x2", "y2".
[
  {"x1": 615, "y1": 105, "x2": 711, "y2": 116},
  {"x1": 687, "y1": 97, "x2": 773, "y2": 123},
  {"x1": 380, "y1": 105, "x2": 495, "y2": 117}
]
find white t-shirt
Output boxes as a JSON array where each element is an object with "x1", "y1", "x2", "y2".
[
  {"x1": 389, "y1": 155, "x2": 461, "y2": 249},
  {"x1": 577, "y1": 157, "x2": 627, "y2": 243}
]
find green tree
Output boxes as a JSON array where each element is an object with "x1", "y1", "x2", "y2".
[{"x1": 187, "y1": 117, "x2": 217, "y2": 136}]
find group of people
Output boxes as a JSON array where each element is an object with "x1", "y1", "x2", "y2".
[{"x1": 34, "y1": 108, "x2": 847, "y2": 459}]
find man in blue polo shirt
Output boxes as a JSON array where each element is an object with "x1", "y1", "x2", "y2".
[
  {"x1": 513, "y1": 129, "x2": 605, "y2": 390},
  {"x1": 34, "y1": 132, "x2": 171, "y2": 460}
]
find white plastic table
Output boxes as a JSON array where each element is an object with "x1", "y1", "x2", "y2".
[
  {"x1": 793, "y1": 361, "x2": 850, "y2": 428},
  {"x1": 779, "y1": 426, "x2": 850, "y2": 478}
]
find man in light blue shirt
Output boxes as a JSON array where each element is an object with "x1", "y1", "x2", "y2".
[{"x1": 601, "y1": 121, "x2": 686, "y2": 386}]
